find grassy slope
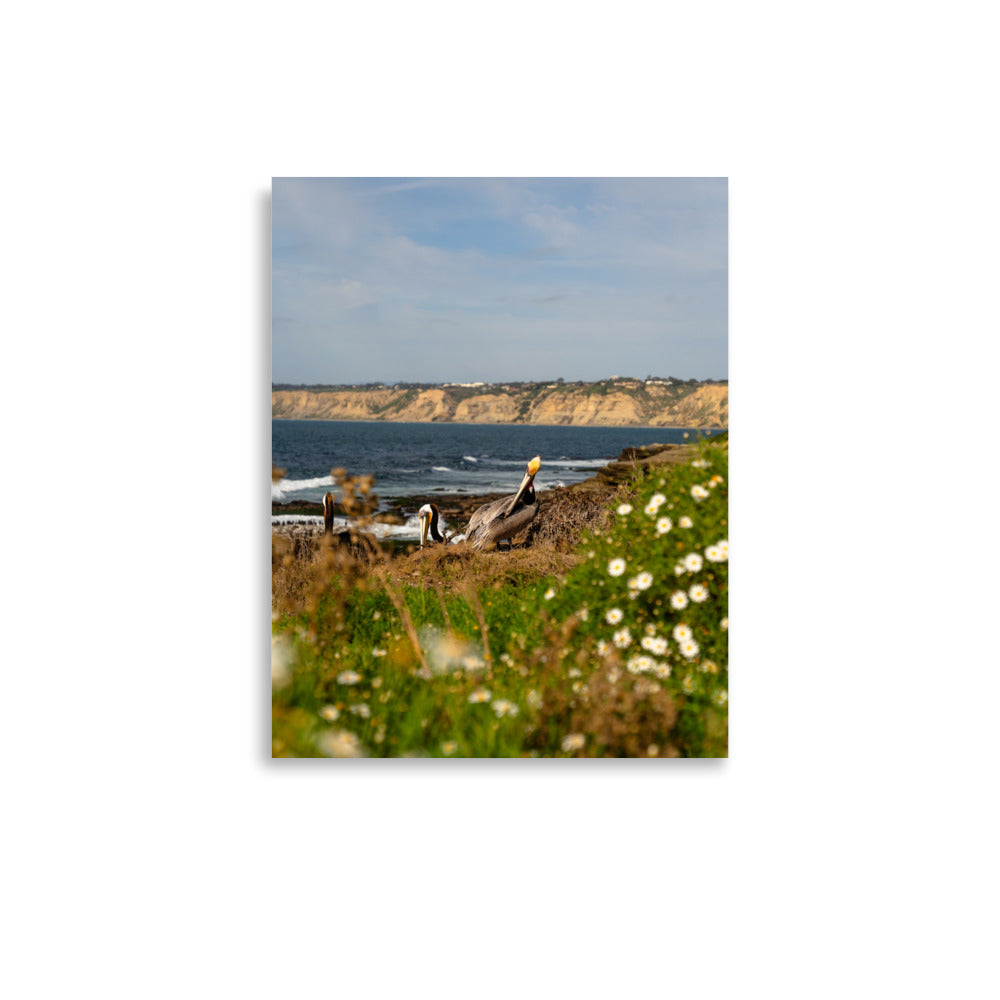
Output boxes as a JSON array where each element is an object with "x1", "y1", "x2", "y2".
[{"x1": 272, "y1": 440, "x2": 728, "y2": 758}]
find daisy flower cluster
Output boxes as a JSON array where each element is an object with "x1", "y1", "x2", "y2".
[{"x1": 540, "y1": 442, "x2": 728, "y2": 752}]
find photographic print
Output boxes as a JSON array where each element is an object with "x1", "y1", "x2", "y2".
[{"x1": 271, "y1": 178, "x2": 728, "y2": 758}]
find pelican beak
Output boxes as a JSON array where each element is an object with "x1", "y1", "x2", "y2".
[
  {"x1": 419, "y1": 509, "x2": 430, "y2": 548},
  {"x1": 504, "y1": 456, "x2": 541, "y2": 518}
]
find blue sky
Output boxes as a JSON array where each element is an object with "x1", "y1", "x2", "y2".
[{"x1": 272, "y1": 178, "x2": 727, "y2": 384}]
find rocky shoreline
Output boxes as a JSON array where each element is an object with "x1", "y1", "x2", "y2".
[{"x1": 271, "y1": 437, "x2": 725, "y2": 549}]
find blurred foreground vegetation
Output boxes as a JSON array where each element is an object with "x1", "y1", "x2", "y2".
[{"x1": 272, "y1": 441, "x2": 728, "y2": 758}]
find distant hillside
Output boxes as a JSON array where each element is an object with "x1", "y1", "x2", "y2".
[{"x1": 271, "y1": 377, "x2": 728, "y2": 428}]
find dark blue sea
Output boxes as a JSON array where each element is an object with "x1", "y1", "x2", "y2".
[{"x1": 272, "y1": 420, "x2": 721, "y2": 538}]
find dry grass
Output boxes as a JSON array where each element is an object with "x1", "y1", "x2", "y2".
[
  {"x1": 273, "y1": 480, "x2": 618, "y2": 612},
  {"x1": 524, "y1": 485, "x2": 619, "y2": 550}
]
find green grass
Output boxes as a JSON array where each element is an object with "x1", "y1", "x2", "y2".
[{"x1": 272, "y1": 442, "x2": 728, "y2": 757}]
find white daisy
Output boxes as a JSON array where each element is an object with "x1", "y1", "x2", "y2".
[
  {"x1": 372, "y1": 648, "x2": 387, "y2": 657},
  {"x1": 656, "y1": 516, "x2": 673, "y2": 535},
  {"x1": 679, "y1": 638, "x2": 700, "y2": 659},
  {"x1": 492, "y1": 699, "x2": 519, "y2": 718},
  {"x1": 683, "y1": 553, "x2": 703, "y2": 573},
  {"x1": 705, "y1": 545, "x2": 724, "y2": 562},
  {"x1": 596, "y1": 639, "x2": 610, "y2": 656},
  {"x1": 679, "y1": 516, "x2": 693, "y2": 529},
  {"x1": 336, "y1": 670, "x2": 361, "y2": 685},
  {"x1": 561, "y1": 733, "x2": 586, "y2": 752},
  {"x1": 441, "y1": 741, "x2": 458, "y2": 755},
  {"x1": 691, "y1": 485, "x2": 709, "y2": 500},
  {"x1": 673, "y1": 623, "x2": 693, "y2": 643},
  {"x1": 544, "y1": 588, "x2": 556, "y2": 600},
  {"x1": 714, "y1": 690, "x2": 728, "y2": 707},
  {"x1": 626, "y1": 655, "x2": 655, "y2": 674},
  {"x1": 318, "y1": 730, "x2": 363, "y2": 758},
  {"x1": 349, "y1": 703, "x2": 371, "y2": 718},
  {"x1": 635, "y1": 571, "x2": 653, "y2": 591},
  {"x1": 641, "y1": 635, "x2": 669, "y2": 656},
  {"x1": 689, "y1": 584, "x2": 709, "y2": 603},
  {"x1": 670, "y1": 590, "x2": 689, "y2": 610},
  {"x1": 605, "y1": 607, "x2": 624, "y2": 625},
  {"x1": 526, "y1": 689, "x2": 543, "y2": 710},
  {"x1": 645, "y1": 623, "x2": 657, "y2": 636},
  {"x1": 644, "y1": 494, "x2": 666, "y2": 515},
  {"x1": 467, "y1": 688, "x2": 492, "y2": 704},
  {"x1": 319, "y1": 705, "x2": 340, "y2": 722},
  {"x1": 691, "y1": 458, "x2": 710, "y2": 469},
  {"x1": 617, "y1": 503, "x2": 633, "y2": 516},
  {"x1": 652, "y1": 661, "x2": 672, "y2": 679},
  {"x1": 720, "y1": 617, "x2": 729, "y2": 631},
  {"x1": 612, "y1": 627, "x2": 633, "y2": 649},
  {"x1": 608, "y1": 557, "x2": 627, "y2": 577}
]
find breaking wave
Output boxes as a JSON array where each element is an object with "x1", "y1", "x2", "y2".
[{"x1": 272, "y1": 475, "x2": 333, "y2": 502}]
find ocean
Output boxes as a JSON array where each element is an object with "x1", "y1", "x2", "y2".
[{"x1": 271, "y1": 419, "x2": 721, "y2": 538}]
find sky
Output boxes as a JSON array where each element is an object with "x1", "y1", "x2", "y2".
[{"x1": 272, "y1": 177, "x2": 727, "y2": 385}]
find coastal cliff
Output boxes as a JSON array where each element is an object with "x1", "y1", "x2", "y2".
[{"x1": 272, "y1": 378, "x2": 728, "y2": 428}]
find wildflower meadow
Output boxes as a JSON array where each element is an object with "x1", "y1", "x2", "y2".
[{"x1": 272, "y1": 438, "x2": 728, "y2": 757}]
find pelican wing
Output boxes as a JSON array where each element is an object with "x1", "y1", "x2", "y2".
[
  {"x1": 465, "y1": 495, "x2": 508, "y2": 540},
  {"x1": 466, "y1": 492, "x2": 538, "y2": 550}
]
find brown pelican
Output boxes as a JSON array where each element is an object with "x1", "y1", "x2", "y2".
[
  {"x1": 418, "y1": 502, "x2": 445, "y2": 548},
  {"x1": 465, "y1": 456, "x2": 541, "y2": 551}
]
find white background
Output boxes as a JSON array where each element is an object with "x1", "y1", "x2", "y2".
[{"x1": 3, "y1": 3, "x2": 997, "y2": 997}]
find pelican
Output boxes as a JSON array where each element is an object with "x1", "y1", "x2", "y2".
[
  {"x1": 465, "y1": 456, "x2": 541, "y2": 551},
  {"x1": 418, "y1": 502, "x2": 445, "y2": 548}
]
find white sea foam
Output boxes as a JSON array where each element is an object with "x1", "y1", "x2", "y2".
[
  {"x1": 271, "y1": 475, "x2": 334, "y2": 501},
  {"x1": 463, "y1": 455, "x2": 478, "y2": 462},
  {"x1": 432, "y1": 466, "x2": 451, "y2": 472},
  {"x1": 270, "y1": 511, "x2": 452, "y2": 542}
]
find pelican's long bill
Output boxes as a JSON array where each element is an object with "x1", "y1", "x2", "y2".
[
  {"x1": 418, "y1": 503, "x2": 443, "y2": 548},
  {"x1": 504, "y1": 455, "x2": 541, "y2": 519}
]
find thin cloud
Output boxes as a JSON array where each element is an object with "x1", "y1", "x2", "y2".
[{"x1": 272, "y1": 178, "x2": 727, "y2": 383}]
